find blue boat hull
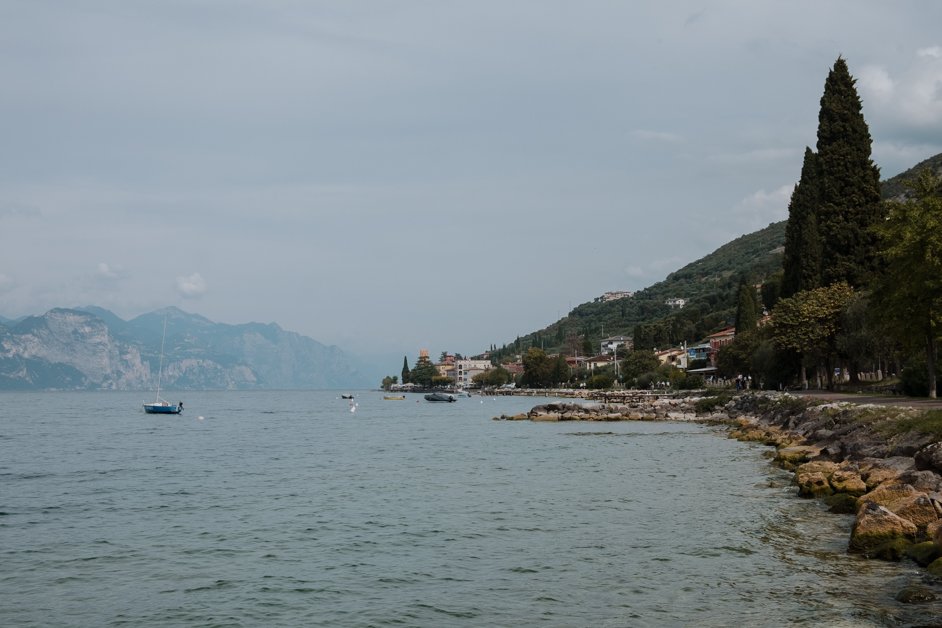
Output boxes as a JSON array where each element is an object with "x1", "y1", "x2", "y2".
[{"x1": 143, "y1": 403, "x2": 182, "y2": 414}]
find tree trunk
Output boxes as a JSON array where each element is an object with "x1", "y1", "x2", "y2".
[
  {"x1": 928, "y1": 333, "x2": 938, "y2": 399},
  {"x1": 849, "y1": 361, "x2": 860, "y2": 384},
  {"x1": 800, "y1": 362, "x2": 808, "y2": 389}
]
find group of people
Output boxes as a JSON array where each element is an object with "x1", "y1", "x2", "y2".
[{"x1": 735, "y1": 375, "x2": 752, "y2": 391}]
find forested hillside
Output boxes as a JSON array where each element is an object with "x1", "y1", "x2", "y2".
[
  {"x1": 881, "y1": 152, "x2": 942, "y2": 200},
  {"x1": 484, "y1": 58, "x2": 942, "y2": 397},
  {"x1": 493, "y1": 148, "x2": 942, "y2": 363},
  {"x1": 490, "y1": 220, "x2": 786, "y2": 360}
]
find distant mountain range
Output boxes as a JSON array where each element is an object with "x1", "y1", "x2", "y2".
[{"x1": 0, "y1": 306, "x2": 370, "y2": 391}]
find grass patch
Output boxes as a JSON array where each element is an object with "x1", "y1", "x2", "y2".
[
  {"x1": 694, "y1": 390, "x2": 735, "y2": 414},
  {"x1": 876, "y1": 409, "x2": 942, "y2": 438},
  {"x1": 755, "y1": 394, "x2": 809, "y2": 416}
]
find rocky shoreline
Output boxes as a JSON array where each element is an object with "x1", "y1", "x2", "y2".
[{"x1": 496, "y1": 391, "x2": 942, "y2": 586}]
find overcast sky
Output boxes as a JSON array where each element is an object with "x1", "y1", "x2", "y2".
[{"x1": 2, "y1": 1, "x2": 941, "y2": 364}]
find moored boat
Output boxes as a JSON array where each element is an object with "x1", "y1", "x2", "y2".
[
  {"x1": 383, "y1": 395, "x2": 406, "y2": 400},
  {"x1": 143, "y1": 400, "x2": 183, "y2": 414},
  {"x1": 424, "y1": 392, "x2": 457, "y2": 402},
  {"x1": 143, "y1": 316, "x2": 183, "y2": 415}
]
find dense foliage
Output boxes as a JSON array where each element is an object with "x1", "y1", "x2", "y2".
[
  {"x1": 408, "y1": 354, "x2": 438, "y2": 387},
  {"x1": 489, "y1": 220, "x2": 786, "y2": 362},
  {"x1": 818, "y1": 59, "x2": 884, "y2": 286},
  {"x1": 781, "y1": 148, "x2": 822, "y2": 297},
  {"x1": 481, "y1": 57, "x2": 942, "y2": 397},
  {"x1": 870, "y1": 169, "x2": 942, "y2": 398}
]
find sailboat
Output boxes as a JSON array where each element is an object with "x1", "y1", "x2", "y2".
[{"x1": 143, "y1": 317, "x2": 183, "y2": 415}]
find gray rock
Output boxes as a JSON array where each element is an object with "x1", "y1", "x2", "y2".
[{"x1": 915, "y1": 442, "x2": 942, "y2": 474}]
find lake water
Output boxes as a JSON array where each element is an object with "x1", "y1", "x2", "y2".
[{"x1": 2, "y1": 390, "x2": 940, "y2": 627}]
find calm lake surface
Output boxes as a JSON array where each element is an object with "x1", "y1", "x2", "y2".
[{"x1": 2, "y1": 390, "x2": 940, "y2": 627}]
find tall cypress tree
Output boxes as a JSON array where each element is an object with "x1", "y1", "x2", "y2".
[
  {"x1": 814, "y1": 57, "x2": 883, "y2": 288},
  {"x1": 734, "y1": 278, "x2": 760, "y2": 334},
  {"x1": 781, "y1": 147, "x2": 823, "y2": 297},
  {"x1": 401, "y1": 356, "x2": 410, "y2": 384}
]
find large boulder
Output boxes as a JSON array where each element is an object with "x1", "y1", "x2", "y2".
[
  {"x1": 927, "y1": 519, "x2": 942, "y2": 545},
  {"x1": 797, "y1": 472, "x2": 833, "y2": 497},
  {"x1": 774, "y1": 445, "x2": 820, "y2": 470},
  {"x1": 858, "y1": 457, "x2": 914, "y2": 490},
  {"x1": 829, "y1": 469, "x2": 868, "y2": 496},
  {"x1": 905, "y1": 541, "x2": 942, "y2": 567},
  {"x1": 849, "y1": 502, "x2": 918, "y2": 557},
  {"x1": 795, "y1": 460, "x2": 839, "y2": 477},
  {"x1": 858, "y1": 483, "x2": 922, "y2": 513},
  {"x1": 894, "y1": 494, "x2": 941, "y2": 533},
  {"x1": 915, "y1": 441, "x2": 942, "y2": 474},
  {"x1": 898, "y1": 469, "x2": 942, "y2": 494}
]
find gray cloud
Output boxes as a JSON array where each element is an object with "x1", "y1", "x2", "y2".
[
  {"x1": 177, "y1": 273, "x2": 208, "y2": 299},
  {"x1": 1, "y1": 1, "x2": 940, "y2": 359}
]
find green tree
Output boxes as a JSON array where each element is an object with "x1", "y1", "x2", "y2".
[
  {"x1": 586, "y1": 373, "x2": 615, "y2": 389},
  {"x1": 771, "y1": 282, "x2": 856, "y2": 389},
  {"x1": 871, "y1": 169, "x2": 942, "y2": 398},
  {"x1": 815, "y1": 57, "x2": 883, "y2": 288},
  {"x1": 761, "y1": 271, "x2": 783, "y2": 312},
  {"x1": 409, "y1": 353, "x2": 438, "y2": 387},
  {"x1": 473, "y1": 366, "x2": 512, "y2": 387},
  {"x1": 380, "y1": 375, "x2": 398, "y2": 390},
  {"x1": 734, "y1": 278, "x2": 760, "y2": 334},
  {"x1": 781, "y1": 148, "x2": 823, "y2": 297},
  {"x1": 717, "y1": 328, "x2": 761, "y2": 381},
  {"x1": 401, "y1": 356, "x2": 410, "y2": 384},
  {"x1": 552, "y1": 354, "x2": 570, "y2": 386},
  {"x1": 835, "y1": 292, "x2": 877, "y2": 385},
  {"x1": 620, "y1": 349, "x2": 660, "y2": 385},
  {"x1": 521, "y1": 348, "x2": 554, "y2": 388}
]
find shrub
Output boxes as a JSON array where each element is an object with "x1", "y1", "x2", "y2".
[
  {"x1": 900, "y1": 360, "x2": 938, "y2": 397},
  {"x1": 694, "y1": 390, "x2": 734, "y2": 413},
  {"x1": 586, "y1": 373, "x2": 616, "y2": 389},
  {"x1": 878, "y1": 409, "x2": 942, "y2": 438}
]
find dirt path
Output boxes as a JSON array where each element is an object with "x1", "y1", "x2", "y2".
[{"x1": 795, "y1": 389, "x2": 942, "y2": 410}]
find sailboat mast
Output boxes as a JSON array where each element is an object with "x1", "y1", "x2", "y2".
[{"x1": 155, "y1": 316, "x2": 167, "y2": 402}]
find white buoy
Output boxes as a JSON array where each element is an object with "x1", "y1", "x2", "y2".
[{"x1": 197, "y1": 416, "x2": 205, "y2": 421}]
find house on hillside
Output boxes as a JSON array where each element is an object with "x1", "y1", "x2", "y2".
[
  {"x1": 687, "y1": 343, "x2": 712, "y2": 364},
  {"x1": 566, "y1": 356, "x2": 587, "y2": 371},
  {"x1": 503, "y1": 362, "x2": 524, "y2": 377},
  {"x1": 707, "y1": 327, "x2": 736, "y2": 366},
  {"x1": 455, "y1": 359, "x2": 492, "y2": 387},
  {"x1": 665, "y1": 298, "x2": 687, "y2": 309},
  {"x1": 585, "y1": 354, "x2": 616, "y2": 372},
  {"x1": 600, "y1": 335, "x2": 633, "y2": 355},
  {"x1": 655, "y1": 347, "x2": 687, "y2": 370},
  {"x1": 595, "y1": 291, "x2": 634, "y2": 303}
]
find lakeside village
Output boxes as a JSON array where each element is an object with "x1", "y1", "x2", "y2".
[
  {"x1": 385, "y1": 294, "x2": 765, "y2": 395},
  {"x1": 373, "y1": 57, "x2": 942, "y2": 591}
]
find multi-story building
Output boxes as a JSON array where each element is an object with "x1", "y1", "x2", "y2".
[{"x1": 455, "y1": 359, "x2": 492, "y2": 387}]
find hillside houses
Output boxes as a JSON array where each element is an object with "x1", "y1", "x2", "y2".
[{"x1": 399, "y1": 321, "x2": 740, "y2": 390}]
